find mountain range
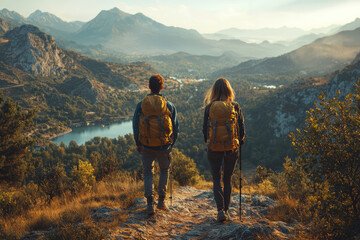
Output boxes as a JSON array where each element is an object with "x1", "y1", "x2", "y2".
[
  {"x1": 0, "y1": 8, "x2": 84, "y2": 34},
  {"x1": 213, "y1": 27, "x2": 360, "y2": 78},
  {"x1": 1, "y1": 7, "x2": 360, "y2": 80},
  {"x1": 203, "y1": 27, "x2": 309, "y2": 43},
  {"x1": 0, "y1": 8, "x2": 292, "y2": 58},
  {"x1": 203, "y1": 19, "x2": 360, "y2": 51}
]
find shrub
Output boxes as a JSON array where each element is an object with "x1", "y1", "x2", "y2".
[
  {"x1": 254, "y1": 165, "x2": 274, "y2": 184},
  {"x1": 0, "y1": 184, "x2": 42, "y2": 217},
  {"x1": 171, "y1": 149, "x2": 201, "y2": 186},
  {"x1": 48, "y1": 222, "x2": 107, "y2": 240},
  {"x1": 289, "y1": 84, "x2": 360, "y2": 238},
  {"x1": 281, "y1": 157, "x2": 311, "y2": 200},
  {"x1": 71, "y1": 160, "x2": 96, "y2": 193},
  {"x1": 257, "y1": 179, "x2": 276, "y2": 197},
  {"x1": 39, "y1": 166, "x2": 67, "y2": 201}
]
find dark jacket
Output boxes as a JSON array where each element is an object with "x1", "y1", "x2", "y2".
[
  {"x1": 203, "y1": 101, "x2": 245, "y2": 145},
  {"x1": 133, "y1": 93, "x2": 179, "y2": 150}
]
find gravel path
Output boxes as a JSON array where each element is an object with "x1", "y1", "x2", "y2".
[{"x1": 101, "y1": 186, "x2": 296, "y2": 240}]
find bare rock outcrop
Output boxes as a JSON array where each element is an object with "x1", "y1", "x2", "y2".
[
  {"x1": 0, "y1": 17, "x2": 12, "y2": 35},
  {"x1": 0, "y1": 24, "x2": 73, "y2": 76}
]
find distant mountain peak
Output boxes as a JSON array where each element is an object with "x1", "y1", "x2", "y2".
[
  {"x1": 338, "y1": 17, "x2": 360, "y2": 32},
  {"x1": 109, "y1": 7, "x2": 121, "y2": 13},
  {"x1": 0, "y1": 8, "x2": 19, "y2": 16},
  {"x1": 0, "y1": 8, "x2": 26, "y2": 23},
  {"x1": 28, "y1": 9, "x2": 57, "y2": 19},
  {"x1": 33, "y1": 9, "x2": 42, "y2": 14},
  {"x1": 104, "y1": 7, "x2": 130, "y2": 16},
  {"x1": 0, "y1": 8, "x2": 12, "y2": 14},
  {"x1": 134, "y1": 12, "x2": 145, "y2": 17}
]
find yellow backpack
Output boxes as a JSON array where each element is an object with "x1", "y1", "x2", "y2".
[
  {"x1": 207, "y1": 101, "x2": 239, "y2": 151},
  {"x1": 139, "y1": 95, "x2": 173, "y2": 147}
]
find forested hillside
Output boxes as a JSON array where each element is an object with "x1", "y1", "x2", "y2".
[
  {"x1": 0, "y1": 23, "x2": 160, "y2": 144},
  {"x1": 0, "y1": 7, "x2": 359, "y2": 239}
]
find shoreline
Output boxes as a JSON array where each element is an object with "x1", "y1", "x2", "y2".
[
  {"x1": 49, "y1": 127, "x2": 72, "y2": 141},
  {"x1": 49, "y1": 117, "x2": 132, "y2": 141}
]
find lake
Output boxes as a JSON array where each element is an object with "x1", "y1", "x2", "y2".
[{"x1": 52, "y1": 120, "x2": 133, "y2": 146}]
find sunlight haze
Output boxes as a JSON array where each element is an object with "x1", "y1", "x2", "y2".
[{"x1": 1, "y1": 0, "x2": 360, "y2": 33}]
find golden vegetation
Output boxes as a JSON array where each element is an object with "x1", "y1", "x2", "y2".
[
  {"x1": 250, "y1": 83, "x2": 360, "y2": 239},
  {"x1": 0, "y1": 173, "x2": 142, "y2": 239}
]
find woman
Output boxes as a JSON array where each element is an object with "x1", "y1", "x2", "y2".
[{"x1": 203, "y1": 78, "x2": 245, "y2": 222}]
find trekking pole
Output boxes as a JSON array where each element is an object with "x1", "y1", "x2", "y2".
[
  {"x1": 168, "y1": 146, "x2": 173, "y2": 206},
  {"x1": 170, "y1": 161, "x2": 173, "y2": 206},
  {"x1": 239, "y1": 145, "x2": 242, "y2": 221}
]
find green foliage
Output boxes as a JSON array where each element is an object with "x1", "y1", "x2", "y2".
[
  {"x1": 171, "y1": 149, "x2": 201, "y2": 186},
  {"x1": 281, "y1": 157, "x2": 311, "y2": 200},
  {"x1": 48, "y1": 222, "x2": 106, "y2": 240},
  {"x1": 254, "y1": 165, "x2": 274, "y2": 184},
  {"x1": 26, "y1": 135, "x2": 141, "y2": 204},
  {"x1": 289, "y1": 84, "x2": 360, "y2": 238},
  {"x1": 38, "y1": 166, "x2": 68, "y2": 201},
  {"x1": 71, "y1": 160, "x2": 96, "y2": 192},
  {"x1": 0, "y1": 183, "x2": 42, "y2": 217},
  {"x1": 0, "y1": 93, "x2": 36, "y2": 184}
]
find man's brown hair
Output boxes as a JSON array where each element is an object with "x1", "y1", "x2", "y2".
[{"x1": 149, "y1": 74, "x2": 165, "y2": 93}]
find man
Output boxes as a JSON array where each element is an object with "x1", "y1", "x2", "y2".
[{"x1": 133, "y1": 74, "x2": 178, "y2": 216}]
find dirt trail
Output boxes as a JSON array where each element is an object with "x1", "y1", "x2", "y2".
[{"x1": 98, "y1": 186, "x2": 296, "y2": 240}]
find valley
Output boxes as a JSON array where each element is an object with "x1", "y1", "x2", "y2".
[
  {"x1": 0, "y1": 5, "x2": 359, "y2": 239},
  {"x1": 1, "y1": 8, "x2": 360, "y2": 171}
]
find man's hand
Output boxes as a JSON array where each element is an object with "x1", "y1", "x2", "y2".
[{"x1": 137, "y1": 145, "x2": 142, "y2": 154}]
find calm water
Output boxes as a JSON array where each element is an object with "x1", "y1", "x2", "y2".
[{"x1": 52, "y1": 120, "x2": 133, "y2": 146}]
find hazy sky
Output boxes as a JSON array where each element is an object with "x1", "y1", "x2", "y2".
[{"x1": 1, "y1": 0, "x2": 360, "y2": 33}]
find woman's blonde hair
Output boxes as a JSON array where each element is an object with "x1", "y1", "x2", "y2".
[{"x1": 204, "y1": 78, "x2": 235, "y2": 106}]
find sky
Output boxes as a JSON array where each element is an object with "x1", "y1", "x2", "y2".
[{"x1": 1, "y1": 0, "x2": 360, "y2": 33}]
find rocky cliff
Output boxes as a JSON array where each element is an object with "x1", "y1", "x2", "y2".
[
  {"x1": 0, "y1": 24, "x2": 74, "y2": 76},
  {"x1": 269, "y1": 56, "x2": 360, "y2": 138},
  {"x1": 243, "y1": 56, "x2": 360, "y2": 169},
  {"x1": 0, "y1": 18, "x2": 12, "y2": 36}
]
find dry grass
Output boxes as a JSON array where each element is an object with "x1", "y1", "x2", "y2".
[
  {"x1": 0, "y1": 174, "x2": 143, "y2": 239},
  {"x1": 267, "y1": 194, "x2": 304, "y2": 223},
  {"x1": 193, "y1": 179, "x2": 212, "y2": 190}
]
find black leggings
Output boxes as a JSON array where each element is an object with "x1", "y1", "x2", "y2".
[{"x1": 207, "y1": 149, "x2": 238, "y2": 211}]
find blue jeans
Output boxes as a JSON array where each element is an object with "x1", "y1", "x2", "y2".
[
  {"x1": 208, "y1": 149, "x2": 238, "y2": 211},
  {"x1": 142, "y1": 147, "x2": 171, "y2": 200}
]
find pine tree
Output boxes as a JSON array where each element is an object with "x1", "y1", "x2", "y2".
[{"x1": 0, "y1": 92, "x2": 37, "y2": 184}]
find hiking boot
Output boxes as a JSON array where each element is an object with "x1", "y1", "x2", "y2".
[
  {"x1": 157, "y1": 198, "x2": 169, "y2": 211},
  {"x1": 147, "y1": 203, "x2": 155, "y2": 215},
  {"x1": 217, "y1": 210, "x2": 228, "y2": 222},
  {"x1": 147, "y1": 197, "x2": 155, "y2": 216}
]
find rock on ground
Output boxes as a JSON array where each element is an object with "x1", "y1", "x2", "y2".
[{"x1": 99, "y1": 186, "x2": 296, "y2": 240}]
